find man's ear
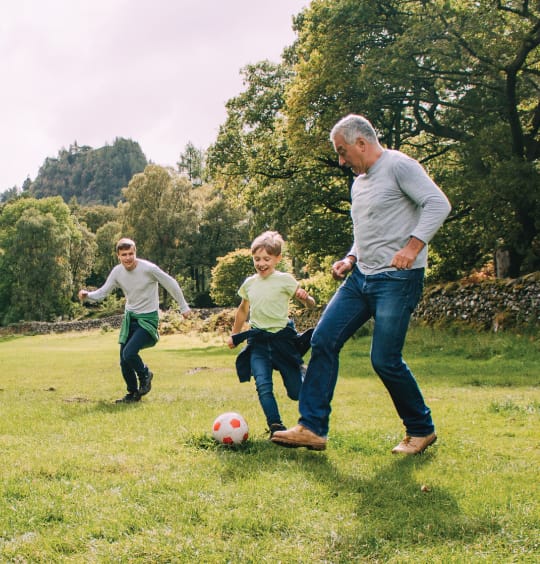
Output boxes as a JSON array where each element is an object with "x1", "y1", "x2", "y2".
[{"x1": 355, "y1": 137, "x2": 366, "y2": 150}]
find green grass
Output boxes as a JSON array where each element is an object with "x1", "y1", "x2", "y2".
[{"x1": 0, "y1": 325, "x2": 539, "y2": 562}]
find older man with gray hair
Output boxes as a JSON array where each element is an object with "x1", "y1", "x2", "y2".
[{"x1": 272, "y1": 114, "x2": 451, "y2": 454}]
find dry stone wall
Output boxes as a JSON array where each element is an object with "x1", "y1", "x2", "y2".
[
  {"x1": 413, "y1": 272, "x2": 539, "y2": 331},
  {"x1": 0, "y1": 274, "x2": 538, "y2": 335}
]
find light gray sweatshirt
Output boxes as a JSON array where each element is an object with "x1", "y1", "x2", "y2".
[
  {"x1": 86, "y1": 258, "x2": 190, "y2": 314},
  {"x1": 349, "y1": 149, "x2": 451, "y2": 274}
]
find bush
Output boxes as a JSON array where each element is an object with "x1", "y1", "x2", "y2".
[
  {"x1": 301, "y1": 257, "x2": 341, "y2": 307},
  {"x1": 210, "y1": 249, "x2": 254, "y2": 306}
]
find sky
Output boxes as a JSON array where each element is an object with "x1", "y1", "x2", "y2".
[{"x1": 0, "y1": 0, "x2": 310, "y2": 192}]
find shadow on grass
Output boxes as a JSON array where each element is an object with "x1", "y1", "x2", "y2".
[{"x1": 190, "y1": 435, "x2": 500, "y2": 555}]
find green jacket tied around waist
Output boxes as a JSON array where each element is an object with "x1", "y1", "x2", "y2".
[{"x1": 119, "y1": 311, "x2": 159, "y2": 347}]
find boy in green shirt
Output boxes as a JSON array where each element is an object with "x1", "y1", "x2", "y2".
[{"x1": 228, "y1": 231, "x2": 315, "y2": 435}]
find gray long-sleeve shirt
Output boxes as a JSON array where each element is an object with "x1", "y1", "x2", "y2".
[
  {"x1": 349, "y1": 149, "x2": 451, "y2": 274},
  {"x1": 86, "y1": 258, "x2": 190, "y2": 314}
]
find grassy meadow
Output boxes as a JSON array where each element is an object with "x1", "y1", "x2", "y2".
[{"x1": 0, "y1": 324, "x2": 539, "y2": 563}]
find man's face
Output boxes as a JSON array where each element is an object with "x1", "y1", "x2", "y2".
[
  {"x1": 118, "y1": 247, "x2": 137, "y2": 271},
  {"x1": 333, "y1": 132, "x2": 366, "y2": 175},
  {"x1": 252, "y1": 248, "x2": 281, "y2": 278}
]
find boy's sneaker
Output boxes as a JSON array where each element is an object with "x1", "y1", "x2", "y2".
[
  {"x1": 115, "y1": 391, "x2": 141, "y2": 404},
  {"x1": 269, "y1": 423, "x2": 287, "y2": 437},
  {"x1": 139, "y1": 370, "x2": 153, "y2": 396}
]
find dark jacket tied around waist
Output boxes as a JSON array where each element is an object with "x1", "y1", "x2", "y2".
[{"x1": 232, "y1": 325, "x2": 314, "y2": 382}]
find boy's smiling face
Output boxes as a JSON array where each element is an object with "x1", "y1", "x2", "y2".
[{"x1": 252, "y1": 247, "x2": 281, "y2": 278}]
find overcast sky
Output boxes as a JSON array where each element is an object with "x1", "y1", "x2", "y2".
[{"x1": 0, "y1": 0, "x2": 310, "y2": 192}]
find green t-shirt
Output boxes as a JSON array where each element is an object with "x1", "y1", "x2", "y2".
[{"x1": 238, "y1": 271, "x2": 299, "y2": 333}]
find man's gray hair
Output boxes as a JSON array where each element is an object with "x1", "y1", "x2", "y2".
[{"x1": 330, "y1": 114, "x2": 378, "y2": 145}]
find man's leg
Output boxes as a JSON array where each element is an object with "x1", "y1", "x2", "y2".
[
  {"x1": 120, "y1": 322, "x2": 154, "y2": 398},
  {"x1": 367, "y1": 269, "x2": 436, "y2": 453},
  {"x1": 272, "y1": 269, "x2": 371, "y2": 448}
]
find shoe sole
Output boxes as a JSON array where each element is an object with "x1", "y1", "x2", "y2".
[
  {"x1": 271, "y1": 437, "x2": 327, "y2": 451},
  {"x1": 419, "y1": 434, "x2": 437, "y2": 453}
]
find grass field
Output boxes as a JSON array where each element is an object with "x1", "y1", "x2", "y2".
[{"x1": 0, "y1": 325, "x2": 539, "y2": 563}]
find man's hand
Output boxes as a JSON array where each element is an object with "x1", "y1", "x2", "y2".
[
  {"x1": 391, "y1": 237, "x2": 425, "y2": 270},
  {"x1": 331, "y1": 257, "x2": 355, "y2": 280}
]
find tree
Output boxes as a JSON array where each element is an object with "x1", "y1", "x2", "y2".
[
  {"x1": 284, "y1": 0, "x2": 540, "y2": 277},
  {"x1": 74, "y1": 204, "x2": 122, "y2": 233},
  {"x1": 177, "y1": 142, "x2": 206, "y2": 186},
  {"x1": 0, "y1": 197, "x2": 88, "y2": 323},
  {"x1": 185, "y1": 185, "x2": 250, "y2": 304},
  {"x1": 121, "y1": 165, "x2": 196, "y2": 305},
  {"x1": 208, "y1": 60, "x2": 353, "y2": 266},
  {"x1": 210, "y1": 249, "x2": 256, "y2": 306},
  {"x1": 69, "y1": 218, "x2": 97, "y2": 298},
  {"x1": 210, "y1": 0, "x2": 540, "y2": 278},
  {"x1": 1, "y1": 186, "x2": 22, "y2": 203},
  {"x1": 91, "y1": 221, "x2": 123, "y2": 286}
]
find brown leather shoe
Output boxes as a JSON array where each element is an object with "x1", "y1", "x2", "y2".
[
  {"x1": 392, "y1": 433, "x2": 437, "y2": 455},
  {"x1": 271, "y1": 424, "x2": 327, "y2": 451}
]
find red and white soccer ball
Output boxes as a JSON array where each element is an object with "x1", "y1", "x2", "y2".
[{"x1": 212, "y1": 412, "x2": 249, "y2": 445}]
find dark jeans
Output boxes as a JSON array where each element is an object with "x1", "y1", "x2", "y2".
[
  {"x1": 250, "y1": 332, "x2": 303, "y2": 427},
  {"x1": 119, "y1": 320, "x2": 153, "y2": 393},
  {"x1": 299, "y1": 267, "x2": 434, "y2": 438}
]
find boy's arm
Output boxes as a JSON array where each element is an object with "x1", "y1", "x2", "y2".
[
  {"x1": 295, "y1": 286, "x2": 316, "y2": 309},
  {"x1": 228, "y1": 299, "x2": 250, "y2": 348}
]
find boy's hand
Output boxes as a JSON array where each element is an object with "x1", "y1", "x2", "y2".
[
  {"x1": 227, "y1": 336, "x2": 236, "y2": 349},
  {"x1": 78, "y1": 289, "x2": 89, "y2": 302},
  {"x1": 296, "y1": 287, "x2": 316, "y2": 309},
  {"x1": 296, "y1": 287, "x2": 309, "y2": 301}
]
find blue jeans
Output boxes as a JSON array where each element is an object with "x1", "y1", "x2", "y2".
[
  {"x1": 299, "y1": 267, "x2": 434, "y2": 438},
  {"x1": 120, "y1": 320, "x2": 154, "y2": 393},
  {"x1": 250, "y1": 333, "x2": 303, "y2": 427}
]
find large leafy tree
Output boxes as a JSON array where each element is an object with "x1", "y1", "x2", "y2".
[
  {"x1": 121, "y1": 165, "x2": 196, "y2": 281},
  {"x1": 0, "y1": 197, "x2": 91, "y2": 323},
  {"x1": 208, "y1": 60, "x2": 352, "y2": 267},
  {"x1": 285, "y1": 0, "x2": 540, "y2": 277},
  {"x1": 210, "y1": 0, "x2": 539, "y2": 278}
]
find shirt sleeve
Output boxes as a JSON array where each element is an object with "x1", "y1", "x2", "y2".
[
  {"x1": 150, "y1": 264, "x2": 191, "y2": 313},
  {"x1": 394, "y1": 157, "x2": 451, "y2": 244},
  {"x1": 86, "y1": 268, "x2": 119, "y2": 302}
]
